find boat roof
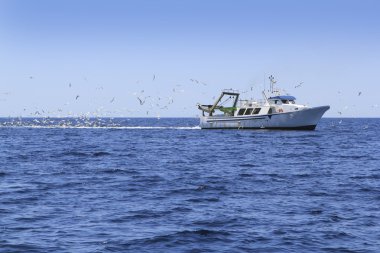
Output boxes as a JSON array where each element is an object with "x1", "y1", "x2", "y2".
[{"x1": 269, "y1": 95, "x2": 296, "y2": 100}]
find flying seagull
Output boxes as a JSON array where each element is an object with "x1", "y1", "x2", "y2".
[
  {"x1": 76, "y1": 95, "x2": 80, "y2": 100},
  {"x1": 358, "y1": 91, "x2": 362, "y2": 96},
  {"x1": 295, "y1": 82, "x2": 304, "y2": 88},
  {"x1": 137, "y1": 96, "x2": 150, "y2": 105}
]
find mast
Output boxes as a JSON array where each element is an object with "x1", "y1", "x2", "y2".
[
  {"x1": 268, "y1": 75, "x2": 279, "y2": 95},
  {"x1": 269, "y1": 75, "x2": 275, "y2": 94}
]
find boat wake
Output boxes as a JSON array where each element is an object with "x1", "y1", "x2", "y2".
[{"x1": 0, "y1": 125, "x2": 201, "y2": 130}]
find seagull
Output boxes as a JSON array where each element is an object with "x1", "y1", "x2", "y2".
[
  {"x1": 295, "y1": 82, "x2": 303, "y2": 88},
  {"x1": 137, "y1": 96, "x2": 150, "y2": 105},
  {"x1": 29, "y1": 76, "x2": 33, "y2": 79},
  {"x1": 76, "y1": 95, "x2": 80, "y2": 100},
  {"x1": 69, "y1": 83, "x2": 72, "y2": 88},
  {"x1": 110, "y1": 97, "x2": 115, "y2": 103},
  {"x1": 358, "y1": 91, "x2": 362, "y2": 96},
  {"x1": 338, "y1": 111, "x2": 342, "y2": 115},
  {"x1": 153, "y1": 74, "x2": 156, "y2": 81},
  {"x1": 197, "y1": 185, "x2": 206, "y2": 190}
]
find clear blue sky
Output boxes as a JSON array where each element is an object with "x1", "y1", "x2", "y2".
[{"x1": 0, "y1": 0, "x2": 379, "y2": 117}]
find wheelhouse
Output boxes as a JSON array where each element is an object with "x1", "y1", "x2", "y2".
[{"x1": 268, "y1": 95, "x2": 296, "y2": 105}]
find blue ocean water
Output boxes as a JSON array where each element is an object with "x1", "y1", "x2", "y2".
[{"x1": 0, "y1": 118, "x2": 379, "y2": 253}]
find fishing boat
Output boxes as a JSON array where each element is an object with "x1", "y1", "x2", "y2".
[{"x1": 197, "y1": 76, "x2": 329, "y2": 130}]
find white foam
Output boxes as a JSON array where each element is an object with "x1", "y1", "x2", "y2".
[{"x1": 0, "y1": 125, "x2": 201, "y2": 130}]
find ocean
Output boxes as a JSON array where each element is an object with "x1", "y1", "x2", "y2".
[{"x1": 0, "y1": 118, "x2": 379, "y2": 252}]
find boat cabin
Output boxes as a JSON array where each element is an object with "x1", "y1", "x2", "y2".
[
  {"x1": 268, "y1": 95, "x2": 296, "y2": 105},
  {"x1": 198, "y1": 91, "x2": 307, "y2": 117}
]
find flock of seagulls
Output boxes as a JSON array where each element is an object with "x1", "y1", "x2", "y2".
[
  {"x1": 0, "y1": 75, "x2": 378, "y2": 128},
  {"x1": 0, "y1": 74, "x2": 212, "y2": 127},
  {"x1": 1, "y1": 115, "x2": 120, "y2": 128}
]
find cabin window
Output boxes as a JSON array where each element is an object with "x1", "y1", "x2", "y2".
[
  {"x1": 282, "y1": 100, "x2": 289, "y2": 104},
  {"x1": 290, "y1": 100, "x2": 295, "y2": 104},
  {"x1": 253, "y1": 108, "x2": 261, "y2": 114},
  {"x1": 244, "y1": 108, "x2": 253, "y2": 115},
  {"x1": 237, "y1": 108, "x2": 246, "y2": 115}
]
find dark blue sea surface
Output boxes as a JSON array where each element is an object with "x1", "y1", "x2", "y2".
[{"x1": 1, "y1": 118, "x2": 379, "y2": 252}]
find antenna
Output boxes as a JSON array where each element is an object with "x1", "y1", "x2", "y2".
[
  {"x1": 263, "y1": 73, "x2": 266, "y2": 93},
  {"x1": 269, "y1": 75, "x2": 274, "y2": 93}
]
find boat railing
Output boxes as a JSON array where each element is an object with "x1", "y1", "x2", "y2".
[
  {"x1": 222, "y1": 89, "x2": 240, "y2": 94},
  {"x1": 239, "y1": 99, "x2": 267, "y2": 107}
]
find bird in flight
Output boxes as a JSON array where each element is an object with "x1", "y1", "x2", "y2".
[
  {"x1": 137, "y1": 96, "x2": 150, "y2": 105},
  {"x1": 76, "y1": 95, "x2": 80, "y2": 100},
  {"x1": 190, "y1": 78, "x2": 199, "y2": 84},
  {"x1": 295, "y1": 82, "x2": 304, "y2": 88},
  {"x1": 358, "y1": 91, "x2": 362, "y2": 96}
]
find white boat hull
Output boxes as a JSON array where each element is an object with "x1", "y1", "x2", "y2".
[{"x1": 199, "y1": 106, "x2": 330, "y2": 130}]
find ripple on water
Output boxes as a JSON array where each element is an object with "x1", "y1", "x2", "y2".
[
  {"x1": 104, "y1": 229, "x2": 232, "y2": 252},
  {"x1": 1, "y1": 118, "x2": 380, "y2": 252}
]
